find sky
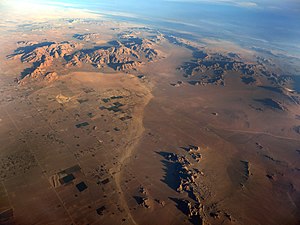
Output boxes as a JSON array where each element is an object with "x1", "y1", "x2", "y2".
[
  {"x1": 1, "y1": 0, "x2": 300, "y2": 57},
  {"x1": 26, "y1": 0, "x2": 300, "y2": 13}
]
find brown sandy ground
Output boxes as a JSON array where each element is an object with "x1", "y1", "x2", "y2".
[
  {"x1": 0, "y1": 17, "x2": 300, "y2": 225},
  {"x1": 122, "y1": 54, "x2": 300, "y2": 225},
  {"x1": 0, "y1": 71, "x2": 151, "y2": 225}
]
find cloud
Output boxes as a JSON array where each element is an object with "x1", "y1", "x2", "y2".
[
  {"x1": 164, "y1": 0, "x2": 258, "y2": 8},
  {"x1": 237, "y1": 2, "x2": 257, "y2": 7},
  {"x1": 0, "y1": 0, "x2": 100, "y2": 22},
  {"x1": 164, "y1": 0, "x2": 300, "y2": 11}
]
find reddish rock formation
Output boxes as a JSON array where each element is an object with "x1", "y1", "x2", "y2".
[
  {"x1": 8, "y1": 34, "x2": 164, "y2": 81},
  {"x1": 73, "y1": 33, "x2": 101, "y2": 41},
  {"x1": 44, "y1": 72, "x2": 58, "y2": 82}
]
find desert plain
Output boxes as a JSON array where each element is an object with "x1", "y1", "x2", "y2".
[{"x1": 0, "y1": 5, "x2": 299, "y2": 225}]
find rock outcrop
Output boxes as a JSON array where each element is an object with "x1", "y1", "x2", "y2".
[
  {"x1": 177, "y1": 199, "x2": 203, "y2": 225},
  {"x1": 44, "y1": 72, "x2": 58, "y2": 82},
  {"x1": 8, "y1": 34, "x2": 164, "y2": 82},
  {"x1": 172, "y1": 37, "x2": 290, "y2": 89},
  {"x1": 67, "y1": 36, "x2": 162, "y2": 71},
  {"x1": 7, "y1": 41, "x2": 79, "y2": 81},
  {"x1": 73, "y1": 33, "x2": 101, "y2": 41},
  {"x1": 162, "y1": 152, "x2": 202, "y2": 202}
]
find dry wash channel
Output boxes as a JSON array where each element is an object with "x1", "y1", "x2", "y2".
[{"x1": 0, "y1": 71, "x2": 152, "y2": 225}]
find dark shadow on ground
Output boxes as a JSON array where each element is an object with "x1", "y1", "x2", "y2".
[
  {"x1": 156, "y1": 151, "x2": 181, "y2": 191},
  {"x1": 169, "y1": 197, "x2": 203, "y2": 225}
]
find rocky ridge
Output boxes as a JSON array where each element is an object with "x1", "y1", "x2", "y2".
[
  {"x1": 179, "y1": 50, "x2": 273, "y2": 86},
  {"x1": 73, "y1": 33, "x2": 102, "y2": 41},
  {"x1": 7, "y1": 41, "x2": 79, "y2": 81},
  {"x1": 161, "y1": 145, "x2": 236, "y2": 225},
  {"x1": 164, "y1": 35, "x2": 297, "y2": 90},
  {"x1": 7, "y1": 32, "x2": 165, "y2": 82}
]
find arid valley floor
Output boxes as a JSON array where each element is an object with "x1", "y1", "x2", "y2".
[{"x1": 0, "y1": 7, "x2": 300, "y2": 225}]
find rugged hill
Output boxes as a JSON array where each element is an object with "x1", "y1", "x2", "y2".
[
  {"x1": 178, "y1": 49, "x2": 292, "y2": 88},
  {"x1": 7, "y1": 41, "x2": 79, "y2": 80},
  {"x1": 73, "y1": 33, "x2": 101, "y2": 41},
  {"x1": 7, "y1": 33, "x2": 165, "y2": 82},
  {"x1": 7, "y1": 30, "x2": 298, "y2": 95}
]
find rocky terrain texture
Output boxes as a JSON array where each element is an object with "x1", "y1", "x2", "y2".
[
  {"x1": 73, "y1": 33, "x2": 102, "y2": 41},
  {"x1": 7, "y1": 41, "x2": 80, "y2": 81},
  {"x1": 7, "y1": 32, "x2": 165, "y2": 83},
  {"x1": 7, "y1": 28, "x2": 299, "y2": 97},
  {"x1": 2, "y1": 23, "x2": 300, "y2": 225},
  {"x1": 163, "y1": 34, "x2": 299, "y2": 94},
  {"x1": 178, "y1": 49, "x2": 293, "y2": 88},
  {"x1": 159, "y1": 145, "x2": 235, "y2": 225}
]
